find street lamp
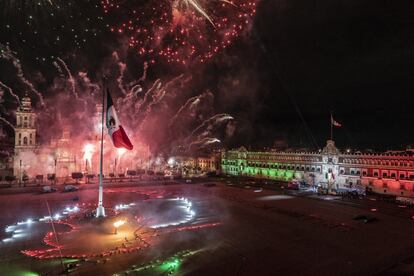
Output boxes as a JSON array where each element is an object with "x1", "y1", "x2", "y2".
[
  {"x1": 113, "y1": 219, "x2": 126, "y2": 234},
  {"x1": 19, "y1": 159, "x2": 22, "y2": 186},
  {"x1": 54, "y1": 158, "x2": 57, "y2": 185}
]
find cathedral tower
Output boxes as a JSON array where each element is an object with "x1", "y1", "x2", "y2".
[
  {"x1": 15, "y1": 95, "x2": 36, "y2": 148},
  {"x1": 14, "y1": 95, "x2": 37, "y2": 179}
]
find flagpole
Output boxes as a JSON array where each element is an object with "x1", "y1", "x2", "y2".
[
  {"x1": 330, "y1": 112, "x2": 333, "y2": 141},
  {"x1": 96, "y1": 79, "x2": 106, "y2": 218}
]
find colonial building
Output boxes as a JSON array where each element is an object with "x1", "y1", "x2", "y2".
[
  {"x1": 1, "y1": 97, "x2": 152, "y2": 181},
  {"x1": 196, "y1": 153, "x2": 221, "y2": 173},
  {"x1": 50, "y1": 129, "x2": 77, "y2": 177},
  {"x1": 222, "y1": 140, "x2": 414, "y2": 198},
  {"x1": 13, "y1": 95, "x2": 39, "y2": 179}
]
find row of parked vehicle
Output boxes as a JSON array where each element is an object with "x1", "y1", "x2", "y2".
[{"x1": 42, "y1": 184, "x2": 78, "y2": 193}]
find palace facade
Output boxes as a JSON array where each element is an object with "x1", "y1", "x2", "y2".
[{"x1": 221, "y1": 140, "x2": 414, "y2": 198}]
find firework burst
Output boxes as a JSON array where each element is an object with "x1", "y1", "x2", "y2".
[{"x1": 101, "y1": 0, "x2": 258, "y2": 64}]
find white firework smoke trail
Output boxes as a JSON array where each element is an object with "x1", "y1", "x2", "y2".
[
  {"x1": 190, "y1": 113, "x2": 234, "y2": 137},
  {"x1": 0, "y1": 116, "x2": 15, "y2": 131},
  {"x1": 130, "y1": 84, "x2": 143, "y2": 95},
  {"x1": 0, "y1": 46, "x2": 45, "y2": 106},
  {"x1": 137, "y1": 74, "x2": 188, "y2": 129},
  {"x1": 138, "y1": 74, "x2": 186, "y2": 112},
  {"x1": 112, "y1": 51, "x2": 128, "y2": 95},
  {"x1": 78, "y1": 72, "x2": 100, "y2": 94},
  {"x1": 175, "y1": 0, "x2": 215, "y2": 27},
  {"x1": 117, "y1": 61, "x2": 127, "y2": 95},
  {"x1": 52, "y1": 61, "x2": 65, "y2": 78},
  {"x1": 0, "y1": 81, "x2": 20, "y2": 105},
  {"x1": 135, "y1": 79, "x2": 162, "y2": 112},
  {"x1": 189, "y1": 137, "x2": 221, "y2": 148},
  {"x1": 169, "y1": 90, "x2": 212, "y2": 128},
  {"x1": 169, "y1": 95, "x2": 201, "y2": 127},
  {"x1": 116, "y1": 62, "x2": 147, "y2": 106},
  {"x1": 57, "y1": 58, "x2": 77, "y2": 98},
  {"x1": 127, "y1": 61, "x2": 148, "y2": 88}
]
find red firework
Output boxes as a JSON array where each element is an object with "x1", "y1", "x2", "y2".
[{"x1": 101, "y1": 0, "x2": 257, "y2": 64}]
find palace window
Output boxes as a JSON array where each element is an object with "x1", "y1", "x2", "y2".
[
  {"x1": 374, "y1": 172, "x2": 379, "y2": 177},
  {"x1": 23, "y1": 137, "x2": 28, "y2": 145},
  {"x1": 399, "y1": 174, "x2": 405, "y2": 179},
  {"x1": 391, "y1": 173, "x2": 396, "y2": 178},
  {"x1": 382, "y1": 172, "x2": 388, "y2": 178}
]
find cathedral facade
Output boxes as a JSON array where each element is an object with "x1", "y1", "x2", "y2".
[
  {"x1": 1, "y1": 97, "x2": 150, "y2": 182},
  {"x1": 12, "y1": 96, "x2": 77, "y2": 180}
]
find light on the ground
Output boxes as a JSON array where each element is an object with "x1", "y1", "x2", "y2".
[
  {"x1": 113, "y1": 220, "x2": 126, "y2": 228},
  {"x1": 113, "y1": 219, "x2": 126, "y2": 234}
]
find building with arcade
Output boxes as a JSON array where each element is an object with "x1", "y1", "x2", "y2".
[{"x1": 221, "y1": 140, "x2": 414, "y2": 198}]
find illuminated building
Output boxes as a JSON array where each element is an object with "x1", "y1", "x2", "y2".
[
  {"x1": 13, "y1": 95, "x2": 42, "y2": 180},
  {"x1": 222, "y1": 140, "x2": 414, "y2": 198},
  {"x1": 2, "y1": 97, "x2": 152, "y2": 181},
  {"x1": 11, "y1": 96, "x2": 77, "y2": 179},
  {"x1": 50, "y1": 129, "x2": 77, "y2": 177},
  {"x1": 196, "y1": 153, "x2": 221, "y2": 173}
]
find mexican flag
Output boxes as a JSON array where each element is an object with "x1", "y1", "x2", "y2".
[
  {"x1": 106, "y1": 90, "x2": 133, "y2": 150},
  {"x1": 331, "y1": 115, "x2": 342, "y2": 127}
]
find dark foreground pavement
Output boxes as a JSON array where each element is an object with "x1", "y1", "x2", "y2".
[{"x1": 0, "y1": 180, "x2": 413, "y2": 275}]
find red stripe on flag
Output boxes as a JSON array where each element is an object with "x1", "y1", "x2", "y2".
[{"x1": 112, "y1": 125, "x2": 133, "y2": 150}]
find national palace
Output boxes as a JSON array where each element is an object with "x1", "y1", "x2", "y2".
[{"x1": 221, "y1": 140, "x2": 414, "y2": 198}]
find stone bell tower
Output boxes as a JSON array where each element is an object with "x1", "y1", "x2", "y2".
[
  {"x1": 15, "y1": 95, "x2": 36, "y2": 148},
  {"x1": 14, "y1": 94, "x2": 37, "y2": 178}
]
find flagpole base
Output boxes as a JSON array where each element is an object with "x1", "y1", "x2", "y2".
[{"x1": 96, "y1": 205, "x2": 106, "y2": 218}]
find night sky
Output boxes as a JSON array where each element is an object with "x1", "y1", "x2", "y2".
[{"x1": 0, "y1": 0, "x2": 413, "y2": 151}]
